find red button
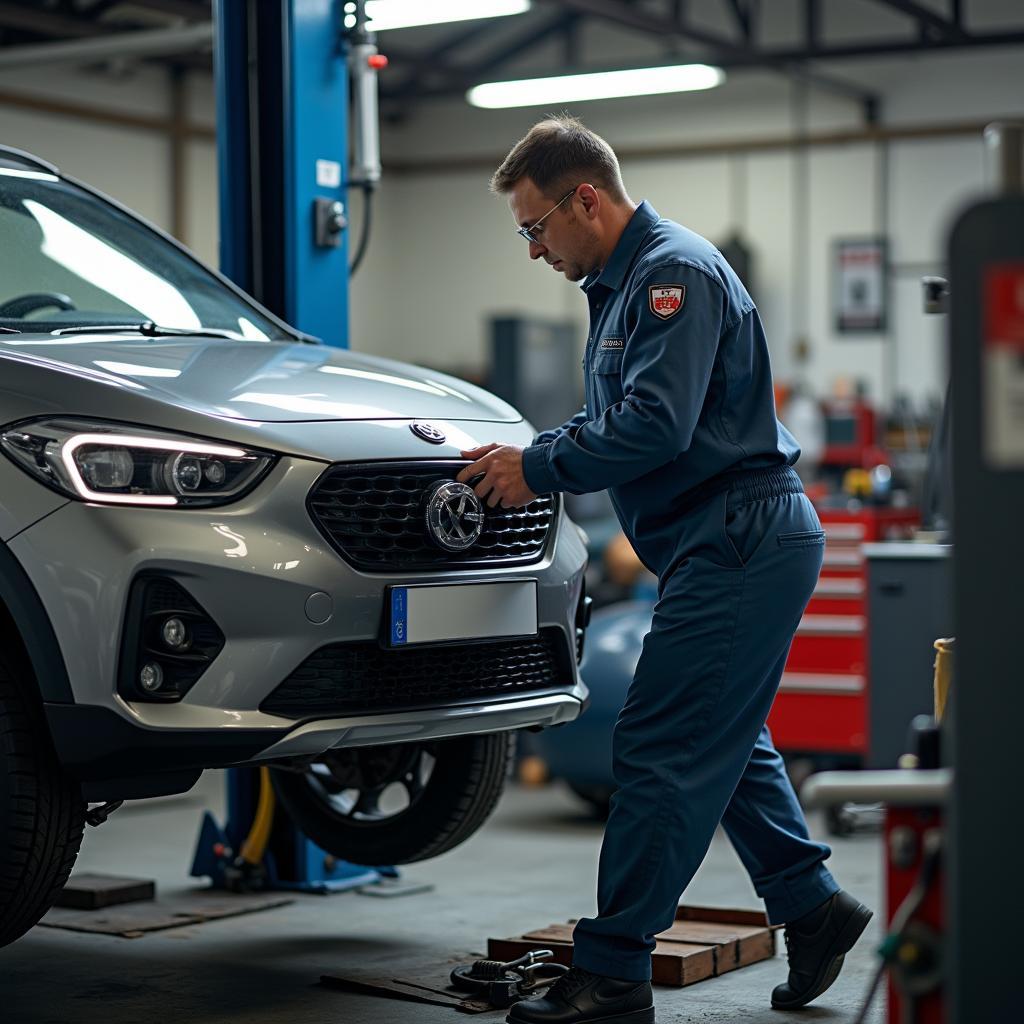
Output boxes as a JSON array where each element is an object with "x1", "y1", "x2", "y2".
[{"x1": 368, "y1": 54, "x2": 389, "y2": 69}]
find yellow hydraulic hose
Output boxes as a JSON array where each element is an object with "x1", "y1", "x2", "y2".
[{"x1": 239, "y1": 766, "x2": 276, "y2": 866}]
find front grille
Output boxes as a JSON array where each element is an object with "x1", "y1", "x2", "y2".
[
  {"x1": 261, "y1": 629, "x2": 571, "y2": 719},
  {"x1": 307, "y1": 461, "x2": 556, "y2": 571}
]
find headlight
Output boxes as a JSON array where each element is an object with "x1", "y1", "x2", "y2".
[{"x1": 0, "y1": 418, "x2": 276, "y2": 507}]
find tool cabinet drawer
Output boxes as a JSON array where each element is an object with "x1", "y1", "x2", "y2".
[{"x1": 767, "y1": 691, "x2": 867, "y2": 754}]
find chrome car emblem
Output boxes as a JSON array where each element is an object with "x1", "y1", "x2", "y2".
[
  {"x1": 411, "y1": 422, "x2": 446, "y2": 445},
  {"x1": 425, "y1": 480, "x2": 485, "y2": 552}
]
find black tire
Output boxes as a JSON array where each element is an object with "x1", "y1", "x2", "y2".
[
  {"x1": 270, "y1": 732, "x2": 513, "y2": 865},
  {"x1": 0, "y1": 651, "x2": 86, "y2": 948}
]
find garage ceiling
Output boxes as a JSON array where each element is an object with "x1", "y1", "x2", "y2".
[{"x1": 0, "y1": 0, "x2": 1022, "y2": 122}]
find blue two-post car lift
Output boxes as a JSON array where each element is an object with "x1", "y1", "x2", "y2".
[{"x1": 190, "y1": 0, "x2": 390, "y2": 893}]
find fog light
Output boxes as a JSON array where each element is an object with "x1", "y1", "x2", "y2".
[
  {"x1": 139, "y1": 662, "x2": 164, "y2": 692},
  {"x1": 161, "y1": 617, "x2": 189, "y2": 650},
  {"x1": 119, "y1": 575, "x2": 226, "y2": 704}
]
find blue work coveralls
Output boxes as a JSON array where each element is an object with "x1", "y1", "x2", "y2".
[{"x1": 521, "y1": 201, "x2": 839, "y2": 982}]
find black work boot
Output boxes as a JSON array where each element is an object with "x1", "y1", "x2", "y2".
[
  {"x1": 772, "y1": 889, "x2": 874, "y2": 1010},
  {"x1": 506, "y1": 965, "x2": 654, "y2": 1024}
]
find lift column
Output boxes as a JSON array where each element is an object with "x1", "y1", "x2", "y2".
[{"x1": 214, "y1": 0, "x2": 350, "y2": 345}]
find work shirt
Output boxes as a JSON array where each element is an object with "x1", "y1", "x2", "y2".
[{"x1": 521, "y1": 200, "x2": 800, "y2": 577}]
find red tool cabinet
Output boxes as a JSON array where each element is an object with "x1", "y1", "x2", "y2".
[{"x1": 767, "y1": 506, "x2": 919, "y2": 757}]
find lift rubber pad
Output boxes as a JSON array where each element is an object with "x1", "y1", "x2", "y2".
[{"x1": 38, "y1": 890, "x2": 293, "y2": 939}]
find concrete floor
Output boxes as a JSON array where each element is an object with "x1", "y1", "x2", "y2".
[{"x1": 1, "y1": 771, "x2": 884, "y2": 1023}]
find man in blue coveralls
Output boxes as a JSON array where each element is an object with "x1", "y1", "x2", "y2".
[{"x1": 457, "y1": 117, "x2": 873, "y2": 1024}]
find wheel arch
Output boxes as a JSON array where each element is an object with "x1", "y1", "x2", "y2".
[{"x1": 0, "y1": 540, "x2": 74, "y2": 704}]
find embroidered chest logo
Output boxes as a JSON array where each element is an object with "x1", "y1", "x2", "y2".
[
  {"x1": 600, "y1": 337, "x2": 624, "y2": 349},
  {"x1": 649, "y1": 284, "x2": 686, "y2": 319}
]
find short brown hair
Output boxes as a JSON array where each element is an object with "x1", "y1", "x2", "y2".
[{"x1": 490, "y1": 114, "x2": 627, "y2": 202}]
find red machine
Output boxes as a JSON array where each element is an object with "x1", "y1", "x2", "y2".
[
  {"x1": 767, "y1": 506, "x2": 918, "y2": 756},
  {"x1": 885, "y1": 805, "x2": 944, "y2": 1023},
  {"x1": 820, "y1": 396, "x2": 887, "y2": 470},
  {"x1": 802, "y1": 766, "x2": 947, "y2": 1024}
]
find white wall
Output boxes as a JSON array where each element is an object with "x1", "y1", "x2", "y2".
[
  {"x1": 0, "y1": 40, "x2": 1021, "y2": 410},
  {"x1": 0, "y1": 62, "x2": 217, "y2": 265}
]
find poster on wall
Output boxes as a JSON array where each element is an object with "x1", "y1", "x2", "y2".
[
  {"x1": 834, "y1": 238, "x2": 888, "y2": 333},
  {"x1": 984, "y1": 264, "x2": 1024, "y2": 469}
]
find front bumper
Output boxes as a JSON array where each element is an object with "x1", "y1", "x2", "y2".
[
  {"x1": 45, "y1": 687, "x2": 585, "y2": 801},
  {"x1": 14, "y1": 455, "x2": 588, "y2": 797}
]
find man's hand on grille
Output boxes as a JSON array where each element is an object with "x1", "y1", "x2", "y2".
[{"x1": 458, "y1": 444, "x2": 537, "y2": 508}]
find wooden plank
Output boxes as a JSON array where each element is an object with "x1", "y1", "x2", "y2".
[
  {"x1": 319, "y1": 971, "x2": 492, "y2": 1014},
  {"x1": 489, "y1": 906, "x2": 777, "y2": 988},
  {"x1": 675, "y1": 904, "x2": 773, "y2": 927},
  {"x1": 56, "y1": 873, "x2": 155, "y2": 911},
  {"x1": 39, "y1": 892, "x2": 292, "y2": 938}
]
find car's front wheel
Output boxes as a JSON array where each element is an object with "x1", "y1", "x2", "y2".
[
  {"x1": 0, "y1": 649, "x2": 86, "y2": 948},
  {"x1": 270, "y1": 732, "x2": 513, "y2": 865}
]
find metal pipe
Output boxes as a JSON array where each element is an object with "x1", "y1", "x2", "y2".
[
  {"x1": 801, "y1": 768, "x2": 953, "y2": 807},
  {"x1": 0, "y1": 22, "x2": 213, "y2": 70},
  {"x1": 983, "y1": 121, "x2": 1024, "y2": 194},
  {"x1": 348, "y1": 2, "x2": 382, "y2": 188}
]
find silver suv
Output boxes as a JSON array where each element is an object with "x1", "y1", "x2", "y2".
[{"x1": 0, "y1": 146, "x2": 588, "y2": 946}]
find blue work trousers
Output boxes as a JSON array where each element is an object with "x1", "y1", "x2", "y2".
[{"x1": 572, "y1": 467, "x2": 839, "y2": 981}]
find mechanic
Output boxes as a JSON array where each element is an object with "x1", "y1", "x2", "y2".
[{"x1": 457, "y1": 116, "x2": 873, "y2": 1024}]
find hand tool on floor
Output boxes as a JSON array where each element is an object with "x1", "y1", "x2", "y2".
[{"x1": 450, "y1": 949, "x2": 568, "y2": 1008}]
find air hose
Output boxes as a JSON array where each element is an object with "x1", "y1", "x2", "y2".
[
  {"x1": 239, "y1": 765, "x2": 276, "y2": 867},
  {"x1": 852, "y1": 829, "x2": 943, "y2": 1024}
]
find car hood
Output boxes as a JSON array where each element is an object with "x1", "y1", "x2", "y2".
[{"x1": 0, "y1": 336, "x2": 520, "y2": 423}]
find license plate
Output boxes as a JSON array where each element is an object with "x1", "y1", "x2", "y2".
[{"x1": 387, "y1": 580, "x2": 538, "y2": 647}]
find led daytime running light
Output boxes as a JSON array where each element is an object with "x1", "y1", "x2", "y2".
[{"x1": 60, "y1": 433, "x2": 247, "y2": 506}]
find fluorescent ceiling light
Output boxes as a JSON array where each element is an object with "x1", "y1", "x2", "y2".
[
  {"x1": 467, "y1": 63, "x2": 725, "y2": 109},
  {"x1": 344, "y1": 0, "x2": 530, "y2": 33}
]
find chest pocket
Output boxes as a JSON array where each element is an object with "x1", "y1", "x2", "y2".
[{"x1": 589, "y1": 349, "x2": 624, "y2": 415}]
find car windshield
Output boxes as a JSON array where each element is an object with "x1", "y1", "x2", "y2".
[{"x1": 0, "y1": 162, "x2": 291, "y2": 341}]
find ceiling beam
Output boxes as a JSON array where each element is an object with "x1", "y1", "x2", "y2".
[
  {"x1": 380, "y1": 26, "x2": 1024, "y2": 105},
  {"x1": 724, "y1": 0, "x2": 751, "y2": 43},
  {"x1": 459, "y1": 10, "x2": 581, "y2": 81},
  {"x1": 382, "y1": 11, "x2": 580, "y2": 107},
  {"x1": 804, "y1": 0, "x2": 820, "y2": 50},
  {"x1": 549, "y1": 0, "x2": 751, "y2": 58},
  {"x1": 867, "y1": 0, "x2": 969, "y2": 41},
  {"x1": 542, "y1": 0, "x2": 879, "y2": 116},
  {"x1": 0, "y1": 22, "x2": 213, "y2": 70},
  {"x1": 749, "y1": 29, "x2": 1024, "y2": 63},
  {"x1": 83, "y1": 0, "x2": 134, "y2": 18},
  {"x1": 382, "y1": 17, "x2": 514, "y2": 96},
  {"x1": 116, "y1": 0, "x2": 211, "y2": 20},
  {"x1": 0, "y1": 2, "x2": 111, "y2": 38}
]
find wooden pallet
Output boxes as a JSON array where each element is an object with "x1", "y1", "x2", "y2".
[{"x1": 488, "y1": 905, "x2": 777, "y2": 987}]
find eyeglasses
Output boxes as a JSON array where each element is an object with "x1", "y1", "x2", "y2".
[{"x1": 517, "y1": 187, "x2": 577, "y2": 243}]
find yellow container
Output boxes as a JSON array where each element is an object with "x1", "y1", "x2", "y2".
[{"x1": 933, "y1": 637, "x2": 955, "y2": 722}]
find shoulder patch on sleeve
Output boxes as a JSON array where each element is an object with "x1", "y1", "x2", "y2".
[{"x1": 648, "y1": 284, "x2": 686, "y2": 319}]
